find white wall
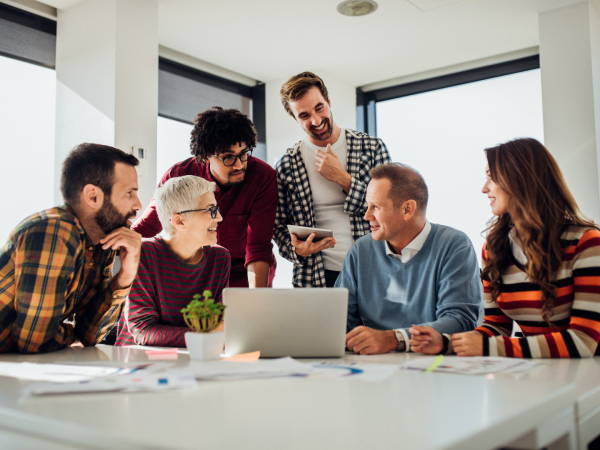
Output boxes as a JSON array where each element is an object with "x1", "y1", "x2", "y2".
[
  {"x1": 54, "y1": 0, "x2": 158, "y2": 211},
  {"x1": 114, "y1": 0, "x2": 159, "y2": 210},
  {"x1": 54, "y1": 0, "x2": 117, "y2": 206},
  {"x1": 539, "y1": 1, "x2": 600, "y2": 223}
]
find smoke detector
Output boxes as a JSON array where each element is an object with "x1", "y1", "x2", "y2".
[{"x1": 337, "y1": 0, "x2": 378, "y2": 16}]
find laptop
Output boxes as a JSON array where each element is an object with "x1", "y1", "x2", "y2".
[{"x1": 223, "y1": 288, "x2": 348, "y2": 358}]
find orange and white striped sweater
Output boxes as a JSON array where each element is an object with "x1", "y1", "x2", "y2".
[{"x1": 476, "y1": 226, "x2": 600, "y2": 358}]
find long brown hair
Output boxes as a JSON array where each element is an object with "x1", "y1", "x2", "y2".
[{"x1": 481, "y1": 138, "x2": 595, "y2": 323}]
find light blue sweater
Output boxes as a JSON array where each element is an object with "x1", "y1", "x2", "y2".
[{"x1": 335, "y1": 223, "x2": 483, "y2": 336}]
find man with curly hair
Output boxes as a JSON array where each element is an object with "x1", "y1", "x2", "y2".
[
  {"x1": 275, "y1": 72, "x2": 391, "y2": 288},
  {"x1": 133, "y1": 107, "x2": 277, "y2": 288}
]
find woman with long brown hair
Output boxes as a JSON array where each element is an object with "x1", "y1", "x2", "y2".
[{"x1": 409, "y1": 138, "x2": 600, "y2": 358}]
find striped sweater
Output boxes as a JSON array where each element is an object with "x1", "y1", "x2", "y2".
[
  {"x1": 115, "y1": 237, "x2": 230, "y2": 347},
  {"x1": 476, "y1": 226, "x2": 600, "y2": 358}
]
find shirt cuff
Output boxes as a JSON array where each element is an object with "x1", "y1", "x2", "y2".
[
  {"x1": 395, "y1": 329, "x2": 410, "y2": 353},
  {"x1": 244, "y1": 249, "x2": 275, "y2": 268},
  {"x1": 442, "y1": 334, "x2": 454, "y2": 355},
  {"x1": 109, "y1": 278, "x2": 131, "y2": 300}
]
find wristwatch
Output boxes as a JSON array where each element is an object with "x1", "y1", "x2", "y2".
[{"x1": 394, "y1": 329, "x2": 408, "y2": 352}]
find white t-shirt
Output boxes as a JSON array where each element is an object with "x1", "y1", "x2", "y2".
[{"x1": 299, "y1": 130, "x2": 353, "y2": 271}]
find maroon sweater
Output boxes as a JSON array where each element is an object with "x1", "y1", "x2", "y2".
[
  {"x1": 115, "y1": 238, "x2": 230, "y2": 347},
  {"x1": 132, "y1": 156, "x2": 277, "y2": 287}
]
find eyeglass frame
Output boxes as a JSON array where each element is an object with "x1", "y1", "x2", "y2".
[
  {"x1": 212, "y1": 148, "x2": 253, "y2": 167},
  {"x1": 175, "y1": 205, "x2": 220, "y2": 219}
]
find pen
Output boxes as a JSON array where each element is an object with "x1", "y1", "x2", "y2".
[{"x1": 424, "y1": 354, "x2": 444, "y2": 373}]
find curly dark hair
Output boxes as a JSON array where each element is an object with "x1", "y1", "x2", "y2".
[{"x1": 190, "y1": 106, "x2": 257, "y2": 163}]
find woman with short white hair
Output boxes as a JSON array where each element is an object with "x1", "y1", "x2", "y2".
[{"x1": 115, "y1": 175, "x2": 230, "y2": 347}]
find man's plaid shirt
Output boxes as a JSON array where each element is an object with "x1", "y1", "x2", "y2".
[
  {"x1": 0, "y1": 205, "x2": 130, "y2": 353},
  {"x1": 274, "y1": 129, "x2": 391, "y2": 287}
]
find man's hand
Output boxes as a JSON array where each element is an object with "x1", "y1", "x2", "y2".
[
  {"x1": 100, "y1": 227, "x2": 142, "y2": 289},
  {"x1": 451, "y1": 332, "x2": 484, "y2": 357},
  {"x1": 315, "y1": 144, "x2": 352, "y2": 192},
  {"x1": 409, "y1": 325, "x2": 444, "y2": 355},
  {"x1": 291, "y1": 232, "x2": 336, "y2": 257},
  {"x1": 346, "y1": 326, "x2": 398, "y2": 355}
]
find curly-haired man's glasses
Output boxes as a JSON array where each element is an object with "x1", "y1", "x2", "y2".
[{"x1": 213, "y1": 148, "x2": 253, "y2": 167}]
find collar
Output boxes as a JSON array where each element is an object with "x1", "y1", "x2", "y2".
[
  {"x1": 385, "y1": 220, "x2": 431, "y2": 256},
  {"x1": 508, "y1": 227, "x2": 528, "y2": 264},
  {"x1": 289, "y1": 129, "x2": 350, "y2": 156},
  {"x1": 62, "y1": 204, "x2": 96, "y2": 250},
  {"x1": 303, "y1": 128, "x2": 346, "y2": 152}
]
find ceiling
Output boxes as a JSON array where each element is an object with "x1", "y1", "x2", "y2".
[{"x1": 38, "y1": 0, "x2": 586, "y2": 86}]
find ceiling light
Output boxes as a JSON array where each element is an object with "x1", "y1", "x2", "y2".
[{"x1": 337, "y1": 0, "x2": 378, "y2": 17}]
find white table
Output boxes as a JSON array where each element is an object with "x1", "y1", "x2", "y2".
[
  {"x1": 0, "y1": 346, "x2": 578, "y2": 450},
  {"x1": 492, "y1": 357, "x2": 600, "y2": 450}
]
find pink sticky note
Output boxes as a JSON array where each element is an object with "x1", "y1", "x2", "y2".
[
  {"x1": 223, "y1": 351, "x2": 260, "y2": 362},
  {"x1": 145, "y1": 348, "x2": 178, "y2": 356},
  {"x1": 148, "y1": 353, "x2": 178, "y2": 360}
]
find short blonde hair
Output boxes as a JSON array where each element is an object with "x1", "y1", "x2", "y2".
[{"x1": 155, "y1": 175, "x2": 216, "y2": 236}]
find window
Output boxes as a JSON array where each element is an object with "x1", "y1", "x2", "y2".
[
  {"x1": 0, "y1": 5, "x2": 56, "y2": 241},
  {"x1": 158, "y1": 58, "x2": 266, "y2": 164},
  {"x1": 156, "y1": 117, "x2": 194, "y2": 180},
  {"x1": 361, "y1": 58, "x2": 544, "y2": 258}
]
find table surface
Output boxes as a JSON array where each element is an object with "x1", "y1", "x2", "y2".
[
  {"x1": 0, "y1": 346, "x2": 587, "y2": 450},
  {"x1": 490, "y1": 354, "x2": 600, "y2": 419}
]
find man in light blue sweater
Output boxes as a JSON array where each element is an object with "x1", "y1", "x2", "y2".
[{"x1": 335, "y1": 163, "x2": 482, "y2": 355}]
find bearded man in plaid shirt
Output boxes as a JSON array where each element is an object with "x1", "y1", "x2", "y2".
[
  {"x1": 274, "y1": 72, "x2": 391, "y2": 288},
  {"x1": 0, "y1": 144, "x2": 142, "y2": 353}
]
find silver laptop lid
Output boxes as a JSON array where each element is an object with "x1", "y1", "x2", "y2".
[{"x1": 224, "y1": 288, "x2": 348, "y2": 358}]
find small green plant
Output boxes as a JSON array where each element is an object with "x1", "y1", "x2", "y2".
[{"x1": 181, "y1": 290, "x2": 226, "y2": 333}]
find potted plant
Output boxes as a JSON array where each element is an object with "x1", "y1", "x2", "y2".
[{"x1": 181, "y1": 290, "x2": 226, "y2": 361}]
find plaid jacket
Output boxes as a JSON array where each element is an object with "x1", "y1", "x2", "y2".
[
  {"x1": 0, "y1": 206, "x2": 130, "y2": 353},
  {"x1": 274, "y1": 129, "x2": 391, "y2": 287}
]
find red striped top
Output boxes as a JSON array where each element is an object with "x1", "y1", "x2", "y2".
[
  {"x1": 476, "y1": 226, "x2": 600, "y2": 358},
  {"x1": 115, "y1": 237, "x2": 230, "y2": 347}
]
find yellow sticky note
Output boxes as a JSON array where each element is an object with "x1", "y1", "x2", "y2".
[{"x1": 223, "y1": 351, "x2": 260, "y2": 362}]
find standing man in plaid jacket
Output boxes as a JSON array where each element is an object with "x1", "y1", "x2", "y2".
[{"x1": 274, "y1": 72, "x2": 391, "y2": 288}]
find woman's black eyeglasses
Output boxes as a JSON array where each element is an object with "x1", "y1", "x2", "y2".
[
  {"x1": 213, "y1": 148, "x2": 253, "y2": 167},
  {"x1": 176, "y1": 205, "x2": 220, "y2": 219}
]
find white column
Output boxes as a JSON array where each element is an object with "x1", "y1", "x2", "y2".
[
  {"x1": 265, "y1": 72, "x2": 357, "y2": 167},
  {"x1": 539, "y1": 1, "x2": 600, "y2": 223},
  {"x1": 54, "y1": 0, "x2": 158, "y2": 210}
]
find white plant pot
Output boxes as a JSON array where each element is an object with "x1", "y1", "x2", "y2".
[{"x1": 185, "y1": 331, "x2": 225, "y2": 361}]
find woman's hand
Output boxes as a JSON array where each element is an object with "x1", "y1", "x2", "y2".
[
  {"x1": 451, "y1": 332, "x2": 484, "y2": 356},
  {"x1": 409, "y1": 325, "x2": 444, "y2": 354}
]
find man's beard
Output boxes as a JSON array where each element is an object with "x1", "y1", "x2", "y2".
[
  {"x1": 306, "y1": 114, "x2": 334, "y2": 142},
  {"x1": 95, "y1": 197, "x2": 134, "y2": 235},
  {"x1": 225, "y1": 168, "x2": 246, "y2": 187}
]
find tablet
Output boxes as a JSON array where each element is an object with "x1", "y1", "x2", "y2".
[{"x1": 287, "y1": 225, "x2": 333, "y2": 242}]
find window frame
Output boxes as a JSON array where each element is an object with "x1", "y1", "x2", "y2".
[
  {"x1": 0, "y1": 2, "x2": 56, "y2": 69},
  {"x1": 356, "y1": 55, "x2": 540, "y2": 136}
]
